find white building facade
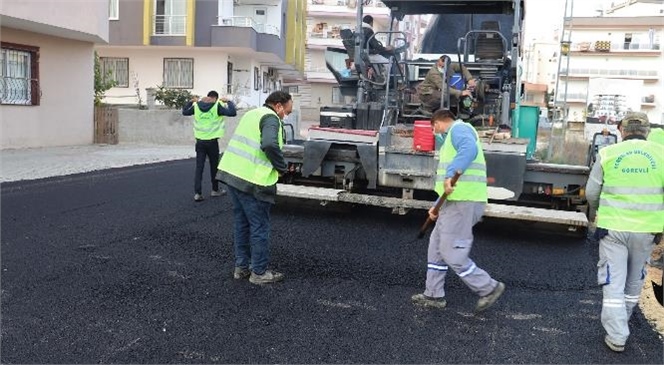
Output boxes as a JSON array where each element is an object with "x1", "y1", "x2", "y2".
[{"x1": 557, "y1": 16, "x2": 663, "y2": 128}]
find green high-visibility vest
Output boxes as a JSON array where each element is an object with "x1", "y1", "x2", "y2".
[
  {"x1": 597, "y1": 140, "x2": 664, "y2": 233},
  {"x1": 193, "y1": 101, "x2": 226, "y2": 140},
  {"x1": 218, "y1": 106, "x2": 283, "y2": 187},
  {"x1": 648, "y1": 128, "x2": 664, "y2": 146},
  {"x1": 435, "y1": 121, "x2": 488, "y2": 202}
]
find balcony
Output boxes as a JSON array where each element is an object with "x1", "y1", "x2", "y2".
[
  {"x1": 559, "y1": 68, "x2": 659, "y2": 81},
  {"x1": 307, "y1": 23, "x2": 389, "y2": 49},
  {"x1": 152, "y1": 15, "x2": 186, "y2": 36},
  {"x1": 556, "y1": 93, "x2": 658, "y2": 107},
  {"x1": 571, "y1": 41, "x2": 661, "y2": 56},
  {"x1": 308, "y1": 0, "x2": 389, "y2": 19},
  {"x1": 219, "y1": 16, "x2": 280, "y2": 37},
  {"x1": 211, "y1": 16, "x2": 284, "y2": 60},
  {"x1": 305, "y1": 67, "x2": 336, "y2": 82}
]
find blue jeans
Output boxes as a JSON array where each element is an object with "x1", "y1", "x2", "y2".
[{"x1": 227, "y1": 185, "x2": 272, "y2": 275}]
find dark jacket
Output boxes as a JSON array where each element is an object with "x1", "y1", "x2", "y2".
[
  {"x1": 362, "y1": 23, "x2": 389, "y2": 56},
  {"x1": 217, "y1": 104, "x2": 287, "y2": 204},
  {"x1": 418, "y1": 63, "x2": 473, "y2": 98},
  {"x1": 182, "y1": 99, "x2": 237, "y2": 119}
]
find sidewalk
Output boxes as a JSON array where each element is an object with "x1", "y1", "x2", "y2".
[{"x1": 1, "y1": 144, "x2": 195, "y2": 183}]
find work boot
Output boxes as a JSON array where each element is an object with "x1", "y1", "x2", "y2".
[
  {"x1": 476, "y1": 282, "x2": 506, "y2": 313},
  {"x1": 604, "y1": 335, "x2": 625, "y2": 353},
  {"x1": 194, "y1": 193, "x2": 204, "y2": 202},
  {"x1": 411, "y1": 293, "x2": 447, "y2": 309},
  {"x1": 233, "y1": 267, "x2": 251, "y2": 280},
  {"x1": 210, "y1": 189, "x2": 226, "y2": 197},
  {"x1": 249, "y1": 270, "x2": 284, "y2": 285}
]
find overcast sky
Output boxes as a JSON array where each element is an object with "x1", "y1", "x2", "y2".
[{"x1": 524, "y1": 0, "x2": 614, "y2": 43}]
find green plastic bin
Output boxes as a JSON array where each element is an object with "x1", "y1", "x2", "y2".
[{"x1": 513, "y1": 105, "x2": 539, "y2": 159}]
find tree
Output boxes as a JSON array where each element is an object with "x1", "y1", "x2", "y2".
[{"x1": 94, "y1": 51, "x2": 117, "y2": 106}]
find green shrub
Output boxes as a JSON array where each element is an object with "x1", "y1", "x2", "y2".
[
  {"x1": 94, "y1": 51, "x2": 117, "y2": 106},
  {"x1": 154, "y1": 86, "x2": 196, "y2": 109}
]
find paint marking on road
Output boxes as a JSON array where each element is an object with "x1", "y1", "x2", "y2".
[
  {"x1": 316, "y1": 299, "x2": 377, "y2": 311},
  {"x1": 167, "y1": 271, "x2": 188, "y2": 280},
  {"x1": 533, "y1": 326, "x2": 566, "y2": 335},
  {"x1": 508, "y1": 313, "x2": 542, "y2": 320}
]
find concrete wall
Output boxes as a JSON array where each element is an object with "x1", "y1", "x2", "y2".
[
  {"x1": 117, "y1": 105, "x2": 304, "y2": 147},
  {"x1": 118, "y1": 108, "x2": 248, "y2": 148},
  {"x1": 1, "y1": 28, "x2": 95, "y2": 149}
]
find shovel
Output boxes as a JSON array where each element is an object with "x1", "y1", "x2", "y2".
[{"x1": 417, "y1": 171, "x2": 461, "y2": 239}]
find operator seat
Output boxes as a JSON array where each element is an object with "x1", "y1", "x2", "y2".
[{"x1": 475, "y1": 21, "x2": 505, "y2": 61}]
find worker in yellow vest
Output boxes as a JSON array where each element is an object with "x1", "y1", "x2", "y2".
[
  {"x1": 182, "y1": 90, "x2": 237, "y2": 202},
  {"x1": 585, "y1": 111, "x2": 664, "y2": 352},
  {"x1": 648, "y1": 124, "x2": 664, "y2": 248},
  {"x1": 411, "y1": 109, "x2": 505, "y2": 312},
  {"x1": 648, "y1": 124, "x2": 664, "y2": 146},
  {"x1": 217, "y1": 91, "x2": 292, "y2": 285}
]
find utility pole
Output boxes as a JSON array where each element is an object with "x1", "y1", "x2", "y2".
[{"x1": 548, "y1": 0, "x2": 574, "y2": 161}]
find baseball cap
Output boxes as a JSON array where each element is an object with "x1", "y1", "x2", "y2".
[{"x1": 620, "y1": 112, "x2": 650, "y2": 128}]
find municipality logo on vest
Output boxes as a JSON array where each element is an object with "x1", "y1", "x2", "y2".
[{"x1": 613, "y1": 149, "x2": 658, "y2": 173}]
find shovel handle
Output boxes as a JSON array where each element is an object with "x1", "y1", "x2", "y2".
[{"x1": 417, "y1": 171, "x2": 461, "y2": 239}]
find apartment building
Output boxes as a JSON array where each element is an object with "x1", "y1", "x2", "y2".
[
  {"x1": 603, "y1": 0, "x2": 664, "y2": 16},
  {"x1": 1, "y1": 0, "x2": 109, "y2": 149},
  {"x1": 299, "y1": 0, "x2": 427, "y2": 119},
  {"x1": 557, "y1": 15, "x2": 663, "y2": 133},
  {"x1": 97, "y1": 0, "x2": 306, "y2": 108}
]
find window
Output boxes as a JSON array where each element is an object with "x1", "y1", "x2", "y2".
[
  {"x1": 332, "y1": 87, "x2": 342, "y2": 104},
  {"x1": 253, "y1": 67, "x2": 260, "y2": 91},
  {"x1": 100, "y1": 57, "x2": 129, "y2": 88},
  {"x1": 163, "y1": 58, "x2": 193, "y2": 88},
  {"x1": 109, "y1": 0, "x2": 119, "y2": 20},
  {"x1": 624, "y1": 33, "x2": 632, "y2": 50},
  {"x1": 262, "y1": 71, "x2": 269, "y2": 93},
  {"x1": 154, "y1": 0, "x2": 186, "y2": 35},
  {"x1": 227, "y1": 62, "x2": 233, "y2": 94},
  {"x1": 1, "y1": 42, "x2": 39, "y2": 106}
]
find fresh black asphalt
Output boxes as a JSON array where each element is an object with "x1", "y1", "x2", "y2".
[{"x1": 1, "y1": 159, "x2": 662, "y2": 363}]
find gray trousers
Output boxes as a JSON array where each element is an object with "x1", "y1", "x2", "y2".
[
  {"x1": 598, "y1": 230, "x2": 655, "y2": 346},
  {"x1": 425, "y1": 201, "x2": 497, "y2": 298}
]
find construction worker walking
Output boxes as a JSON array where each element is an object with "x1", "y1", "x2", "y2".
[
  {"x1": 585, "y1": 112, "x2": 664, "y2": 352},
  {"x1": 412, "y1": 109, "x2": 505, "y2": 312},
  {"x1": 217, "y1": 91, "x2": 291, "y2": 285}
]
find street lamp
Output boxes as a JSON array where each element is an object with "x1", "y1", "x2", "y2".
[{"x1": 560, "y1": 40, "x2": 572, "y2": 56}]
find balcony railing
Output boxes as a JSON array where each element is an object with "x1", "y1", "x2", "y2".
[
  {"x1": 560, "y1": 68, "x2": 658, "y2": 78},
  {"x1": 572, "y1": 41, "x2": 661, "y2": 52},
  {"x1": 310, "y1": 0, "x2": 385, "y2": 7},
  {"x1": 217, "y1": 16, "x2": 281, "y2": 37},
  {"x1": 153, "y1": 15, "x2": 186, "y2": 36}
]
